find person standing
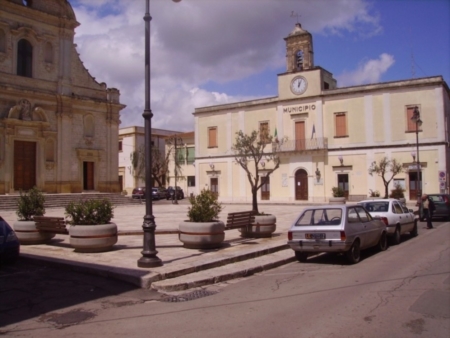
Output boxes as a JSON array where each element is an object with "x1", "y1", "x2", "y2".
[{"x1": 421, "y1": 194, "x2": 435, "y2": 229}]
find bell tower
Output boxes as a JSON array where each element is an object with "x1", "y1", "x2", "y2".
[{"x1": 284, "y1": 23, "x2": 314, "y2": 73}]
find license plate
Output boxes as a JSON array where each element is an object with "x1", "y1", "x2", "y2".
[{"x1": 305, "y1": 233, "x2": 326, "y2": 239}]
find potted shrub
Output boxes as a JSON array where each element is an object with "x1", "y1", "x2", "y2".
[
  {"x1": 13, "y1": 187, "x2": 54, "y2": 244},
  {"x1": 178, "y1": 189, "x2": 225, "y2": 249},
  {"x1": 329, "y1": 186, "x2": 346, "y2": 204},
  {"x1": 65, "y1": 198, "x2": 117, "y2": 252}
]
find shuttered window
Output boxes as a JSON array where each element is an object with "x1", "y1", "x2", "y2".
[
  {"x1": 407, "y1": 106, "x2": 422, "y2": 132},
  {"x1": 260, "y1": 122, "x2": 270, "y2": 143},
  {"x1": 335, "y1": 113, "x2": 347, "y2": 137},
  {"x1": 208, "y1": 127, "x2": 217, "y2": 148}
]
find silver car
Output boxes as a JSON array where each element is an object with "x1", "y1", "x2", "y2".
[
  {"x1": 358, "y1": 199, "x2": 418, "y2": 245},
  {"x1": 287, "y1": 205, "x2": 388, "y2": 264}
]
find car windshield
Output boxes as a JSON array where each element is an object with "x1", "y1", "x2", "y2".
[
  {"x1": 429, "y1": 195, "x2": 444, "y2": 202},
  {"x1": 361, "y1": 202, "x2": 389, "y2": 212},
  {"x1": 295, "y1": 208, "x2": 342, "y2": 226}
]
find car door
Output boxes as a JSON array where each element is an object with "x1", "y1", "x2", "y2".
[
  {"x1": 400, "y1": 203, "x2": 415, "y2": 233},
  {"x1": 392, "y1": 201, "x2": 411, "y2": 234},
  {"x1": 355, "y1": 206, "x2": 379, "y2": 247},
  {"x1": 347, "y1": 207, "x2": 369, "y2": 248}
]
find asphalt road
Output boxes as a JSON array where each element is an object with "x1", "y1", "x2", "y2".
[{"x1": 1, "y1": 221, "x2": 448, "y2": 337}]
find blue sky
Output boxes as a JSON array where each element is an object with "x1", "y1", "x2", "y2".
[{"x1": 71, "y1": 0, "x2": 450, "y2": 131}]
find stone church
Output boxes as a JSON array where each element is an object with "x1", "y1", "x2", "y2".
[{"x1": 0, "y1": 0, "x2": 125, "y2": 194}]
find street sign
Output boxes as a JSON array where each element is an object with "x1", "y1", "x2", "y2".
[{"x1": 438, "y1": 171, "x2": 446, "y2": 182}]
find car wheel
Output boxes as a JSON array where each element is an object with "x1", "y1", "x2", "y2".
[
  {"x1": 410, "y1": 220, "x2": 418, "y2": 237},
  {"x1": 390, "y1": 226, "x2": 401, "y2": 245},
  {"x1": 377, "y1": 232, "x2": 388, "y2": 251},
  {"x1": 346, "y1": 240, "x2": 361, "y2": 264},
  {"x1": 295, "y1": 251, "x2": 308, "y2": 262}
]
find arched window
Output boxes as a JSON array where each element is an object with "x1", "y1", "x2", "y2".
[
  {"x1": 84, "y1": 115, "x2": 95, "y2": 137},
  {"x1": 0, "y1": 29, "x2": 6, "y2": 53},
  {"x1": 44, "y1": 42, "x2": 53, "y2": 63},
  {"x1": 17, "y1": 39, "x2": 33, "y2": 77}
]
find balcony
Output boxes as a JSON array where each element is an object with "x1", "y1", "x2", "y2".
[{"x1": 274, "y1": 137, "x2": 328, "y2": 153}]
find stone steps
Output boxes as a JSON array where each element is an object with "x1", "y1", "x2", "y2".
[{"x1": 0, "y1": 193, "x2": 141, "y2": 210}]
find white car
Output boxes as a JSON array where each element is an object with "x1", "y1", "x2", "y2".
[{"x1": 358, "y1": 199, "x2": 418, "y2": 245}]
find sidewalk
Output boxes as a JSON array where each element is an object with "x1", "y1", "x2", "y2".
[{"x1": 3, "y1": 201, "x2": 310, "y2": 291}]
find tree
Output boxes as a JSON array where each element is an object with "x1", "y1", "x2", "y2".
[
  {"x1": 130, "y1": 145, "x2": 174, "y2": 187},
  {"x1": 232, "y1": 129, "x2": 285, "y2": 214},
  {"x1": 368, "y1": 157, "x2": 403, "y2": 198}
]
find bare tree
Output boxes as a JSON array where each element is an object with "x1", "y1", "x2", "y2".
[
  {"x1": 130, "y1": 145, "x2": 174, "y2": 187},
  {"x1": 232, "y1": 129, "x2": 285, "y2": 214},
  {"x1": 368, "y1": 157, "x2": 403, "y2": 198}
]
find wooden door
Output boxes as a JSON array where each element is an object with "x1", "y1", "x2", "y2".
[
  {"x1": 295, "y1": 121, "x2": 305, "y2": 150},
  {"x1": 295, "y1": 169, "x2": 308, "y2": 200},
  {"x1": 83, "y1": 162, "x2": 94, "y2": 190},
  {"x1": 119, "y1": 175, "x2": 123, "y2": 192},
  {"x1": 261, "y1": 176, "x2": 270, "y2": 200},
  {"x1": 338, "y1": 174, "x2": 349, "y2": 199},
  {"x1": 409, "y1": 172, "x2": 422, "y2": 200},
  {"x1": 14, "y1": 141, "x2": 36, "y2": 191},
  {"x1": 210, "y1": 177, "x2": 218, "y2": 198}
]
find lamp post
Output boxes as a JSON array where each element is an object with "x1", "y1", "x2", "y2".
[
  {"x1": 138, "y1": 0, "x2": 181, "y2": 267},
  {"x1": 411, "y1": 106, "x2": 423, "y2": 203}
]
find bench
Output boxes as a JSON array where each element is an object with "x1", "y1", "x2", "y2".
[
  {"x1": 225, "y1": 211, "x2": 255, "y2": 230},
  {"x1": 34, "y1": 216, "x2": 69, "y2": 235}
]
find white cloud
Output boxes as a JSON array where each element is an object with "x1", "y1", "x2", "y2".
[
  {"x1": 337, "y1": 53, "x2": 395, "y2": 87},
  {"x1": 71, "y1": 0, "x2": 382, "y2": 131}
]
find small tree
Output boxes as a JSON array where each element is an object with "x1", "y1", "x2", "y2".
[
  {"x1": 368, "y1": 157, "x2": 403, "y2": 198},
  {"x1": 232, "y1": 129, "x2": 285, "y2": 214},
  {"x1": 130, "y1": 145, "x2": 174, "y2": 187}
]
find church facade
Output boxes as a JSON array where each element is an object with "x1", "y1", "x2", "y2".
[
  {"x1": 193, "y1": 23, "x2": 450, "y2": 203},
  {"x1": 0, "y1": 0, "x2": 125, "y2": 194}
]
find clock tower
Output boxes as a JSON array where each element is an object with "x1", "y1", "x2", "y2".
[{"x1": 284, "y1": 22, "x2": 314, "y2": 73}]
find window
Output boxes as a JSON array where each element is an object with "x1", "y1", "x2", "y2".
[
  {"x1": 186, "y1": 147, "x2": 195, "y2": 164},
  {"x1": 335, "y1": 113, "x2": 347, "y2": 137},
  {"x1": 208, "y1": 127, "x2": 217, "y2": 148},
  {"x1": 259, "y1": 122, "x2": 270, "y2": 143},
  {"x1": 295, "y1": 50, "x2": 304, "y2": 70},
  {"x1": 118, "y1": 141, "x2": 123, "y2": 152},
  {"x1": 176, "y1": 148, "x2": 185, "y2": 164},
  {"x1": 406, "y1": 106, "x2": 422, "y2": 132},
  {"x1": 17, "y1": 39, "x2": 33, "y2": 77},
  {"x1": 187, "y1": 176, "x2": 195, "y2": 187}
]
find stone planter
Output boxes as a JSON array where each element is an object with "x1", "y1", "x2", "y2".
[
  {"x1": 329, "y1": 197, "x2": 346, "y2": 205},
  {"x1": 240, "y1": 214, "x2": 276, "y2": 238},
  {"x1": 69, "y1": 223, "x2": 118, "y2": 253},
  {"x1": 178, "y1": 221, "x2": 225, "y2": 249},
  {"x1": 13, "y1": 220, "x2": 55, "y2": 245}
]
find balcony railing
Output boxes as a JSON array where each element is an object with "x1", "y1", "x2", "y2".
[{"x1": 274, "y1": 137, "x2": 328, "y2": 152}]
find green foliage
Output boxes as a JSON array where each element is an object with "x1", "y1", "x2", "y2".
[
  {"x1": 389, "y1": 184, "x2": 405, "y2": 199},
  {"x1": 332, "y1": 186, "x2": 345, "y2": 197},
  {"x1": 187, "y1": 189, "x2": 223, "y2": 222},
  {"x1": 369, "y1": 189, "x2": 381, "y2": 197},
  {"x1": 16, "y1": 186, "x2": 45, "y2": 221},
  {"x1": 65, "y1": 198, "x2": 114, "y2": 225}
]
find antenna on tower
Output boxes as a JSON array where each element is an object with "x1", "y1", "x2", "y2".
[{"x1": 290, "y1": 11, "x2": 300, "y2": 24}]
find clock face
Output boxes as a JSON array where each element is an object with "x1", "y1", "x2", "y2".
[{"x1": 290, "y1": 76, "x2": 308, "y2": 95}]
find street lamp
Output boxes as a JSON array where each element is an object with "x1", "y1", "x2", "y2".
[
  {"x1": 167, "y1": 135, "x2": 183, "y2": 204},
  {"x1": 411, "y1": 106, "x2": 423, "y2": 203},
  {"x1": 138, "y1": 0, "x2": 181, "y2": 268}
]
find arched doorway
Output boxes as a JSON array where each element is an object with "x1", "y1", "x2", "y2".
[{"x1": 295, "y1": 169, "x2": 308, "y2": 200}]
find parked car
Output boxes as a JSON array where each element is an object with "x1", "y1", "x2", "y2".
[
  {"x1": 417, "y1": 194, "x2": 450, "y2": 221},
  {"x1": 151, "y1": 187, "x2": 168, "y2": 200},
  {"x1": 156, "y1": 187, "x2": 168, "y2": 200},
  {"x1": 131, "y1": 187, "x2": 146, "y2": 199},
  {"x1": 166, "y1": 186, "x2": 184, "y2": 200},
  {"x1": 358, "y1": 198, "x2": 418, "y2": 245},
  {"x1": 0, "y1": 216, "x2": 20, "y2": 264},
  {"x1": 287, "y1": 205, "x2": 388, "y2": 264}
]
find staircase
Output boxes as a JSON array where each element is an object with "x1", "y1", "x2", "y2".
[{"x1": 0, "y1": 193, "x2": 141, "y2": 211}]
